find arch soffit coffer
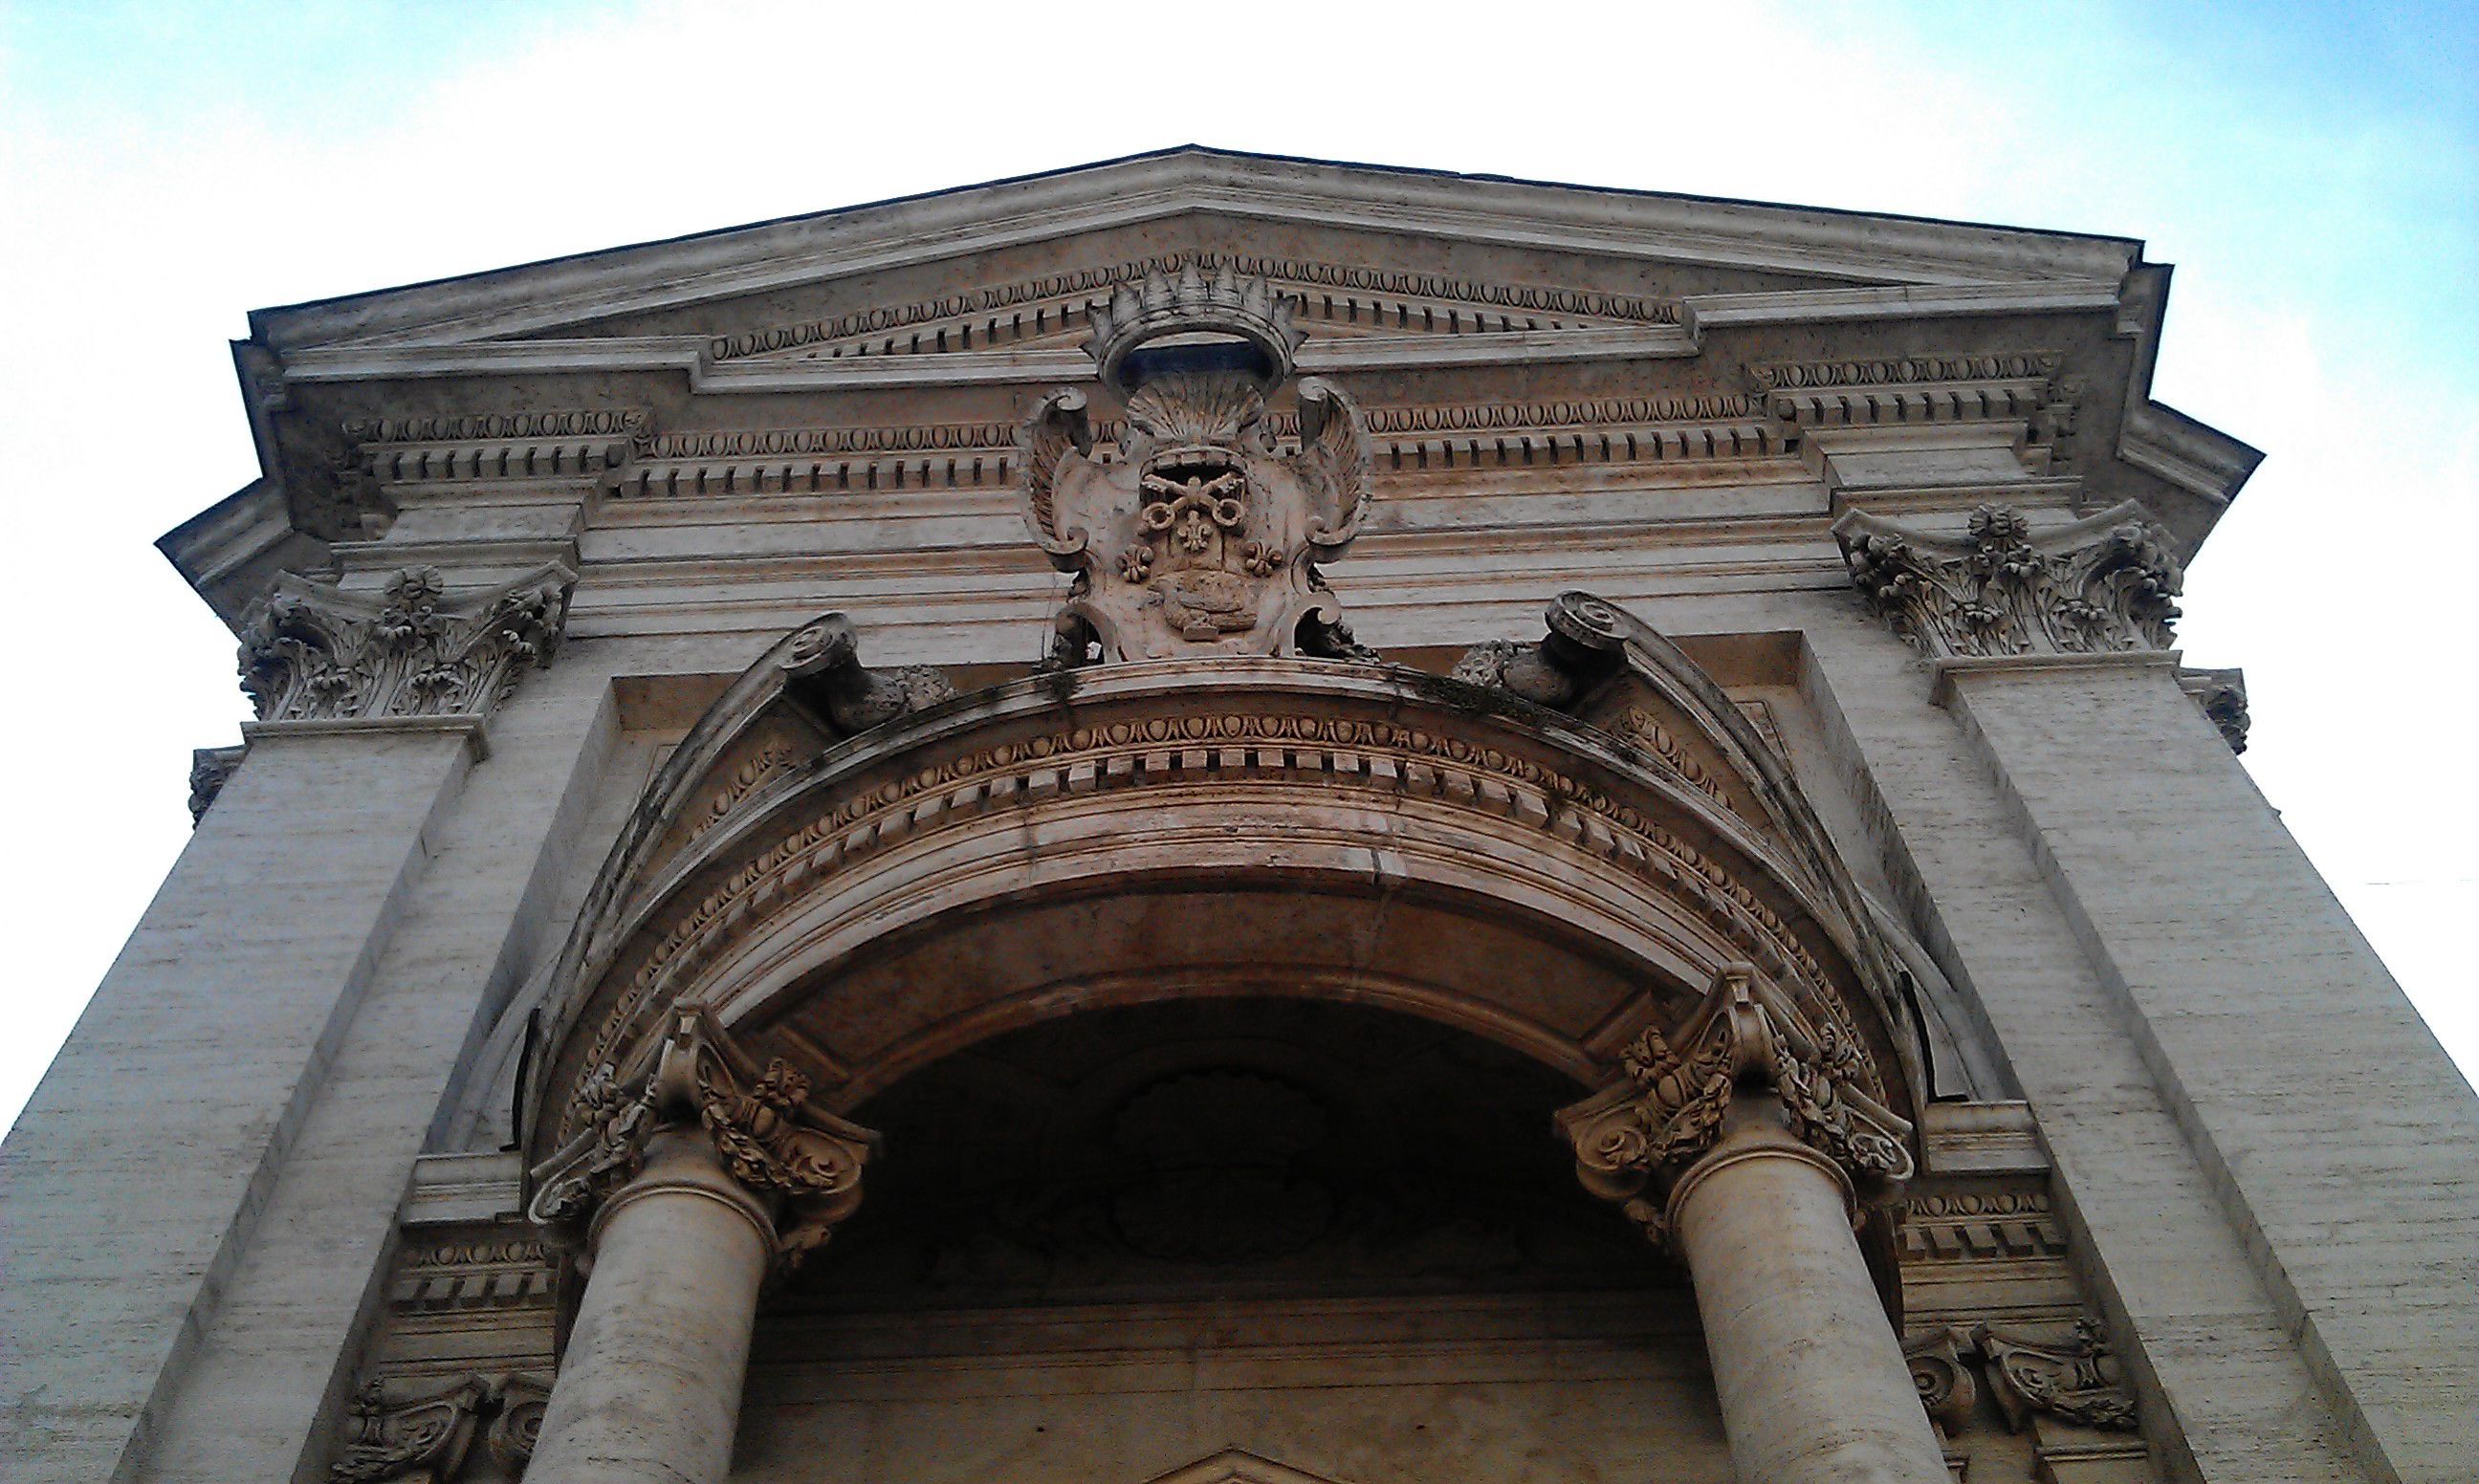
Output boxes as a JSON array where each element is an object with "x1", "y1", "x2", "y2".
[{"x1": 522, "y1": 604, "x2": 1928, "y2": 1176}]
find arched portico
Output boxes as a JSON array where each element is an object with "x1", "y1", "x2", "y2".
[{"x1": 515, "y1": 612, "x2": 1948, "y2": 1484}]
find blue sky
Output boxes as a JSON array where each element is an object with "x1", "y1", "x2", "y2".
[{"x1": 2, "y1": 0, "x2": 2472, "y2": 1125}]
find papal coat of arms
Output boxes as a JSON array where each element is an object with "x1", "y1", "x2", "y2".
[{"x1": 1020, "y1": 265, "x2": 1375, "y2": 665}]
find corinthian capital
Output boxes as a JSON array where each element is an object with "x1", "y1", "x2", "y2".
[
  {"x1": 1556, "y1": 965, "x2": 1914, "y2": 1245},
  {"x1": 527, "y1": 1009, "x2": 877, "y2": 1268},
  {"x1": 1832, "y1": 502, "x2": 2182, "y2": 660},
  {"x1": 239, "y1": 562, "x2": 574, "y2": 723}
]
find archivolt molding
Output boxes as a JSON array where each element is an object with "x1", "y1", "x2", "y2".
[{"x1": 528, "y1": 667, "x2": 1922, "y2": 1211}]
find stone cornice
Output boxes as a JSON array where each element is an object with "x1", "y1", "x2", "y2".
[{"x1": 250, "y1": 148, "x2": 2142, "y2": 353}]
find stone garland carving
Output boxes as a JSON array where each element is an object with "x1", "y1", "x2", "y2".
[
  {"x1": 1975, "y1": 1318, "x2": 2141, "y2": 1432},
  {"x1": 530, "y1": 1009, "x2": 876, "y2": 1269},
  {"x1": 186, "y1": 744, "x2": 246, "y2": 824},
  {"x1": 567, "y1": 709, "x2": 1867, "y2": 1119},
  {"x1": 240, "y1": 565, "x2": 574, "y2": 723},
  {"x1": 1020, "y1": 265, "x2": 1377, "y2": 665},
  {"x1": 1557, "y1": 964, "x2": 1914, "y2": 1247},
  {"x1": 326, "y1": 1372, "x2": 551, "y2": 1484},
  {"x1": 778, "y1": 612, "x2": 957, "y2": 737},
  {"x1": 1832, "y1": 502, "x2": 2183, "y2": 660}
]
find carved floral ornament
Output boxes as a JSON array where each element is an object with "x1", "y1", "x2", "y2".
[
  {"x1": 1557, "y1": 962, "x2": 1915, "y2": 1248},
  {"x1": 328, "y1": 1371, "x2": 549, "y2": 1484},
  {"x1": 527, "y1": 1008, "x2": 878, "y2": 1269},
  {"x1": 1020, "y1": 264, "x2": 1377, "y2": 665},
  {"x1": 240, "y1": 563, "x2": 574, "y2": 723},
  {"x1": 1832, "y1": 502, "x2": 2183, "y2": 660}
]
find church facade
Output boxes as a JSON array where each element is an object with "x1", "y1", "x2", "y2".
[{"x1": 5, "y1": 148, "x2": 2472, "y2": 1484}]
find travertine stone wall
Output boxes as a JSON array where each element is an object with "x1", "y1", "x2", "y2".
[
  {"x1": 1941, "y1": 658, "x2": 2479, "y2": 1484},
  {"x1": 132, "y1": 663, "x2": 622, "y2": 1484},
  {"x1": 1801, "y1": 621, "x2": 2375, "y2": 1484},
  {"x1": 0, "y1": 728, "x2": 479, "y2": 1484}
]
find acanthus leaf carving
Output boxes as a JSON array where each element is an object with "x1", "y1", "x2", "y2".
[
  {"x1": 240, "y1": 564, "x2": 574, "y2": 723},
  {"x1": 1558, "y1": 963, "x2": 1914, "y2": 1248},
  {"x1": 328, "y1": 1374, "x2": 488, "y2": 1484},
  {"x1": 528, "y1": 1009, "x2": 876, "y2": 1270},
  {"x1": 186, "y1": 743, "x2": 246, "y2": 824},
  {"x1": 1832, "y1": 502, "x2": 2183, "y2": 660},
  {"x1": 1975, "y1": 1317, "x2": 2142, "y2": 1432},
  {"x1": 1020, "y1": 267, "x2": 1375, "y2": 665}
]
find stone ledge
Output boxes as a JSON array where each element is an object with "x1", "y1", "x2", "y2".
[{"x1": 1929, "y1": 649, "x2": 2182, "y2": 706}]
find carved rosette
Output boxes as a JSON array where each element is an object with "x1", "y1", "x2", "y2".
[
  {"x1": 1556, "y1": 964, "x2": 1914, "y2": 1247},
  {"x1": 527, "y1": 1009, "x2": 877, "y2": 1270},
  {"x1": 1831, "y1": 502, "x2": 2183, "y2": 659},
  {"x1": 240, "y1": 563, "x2": 574, "y2": 723},
  {"x1": 1020, "y1": 265, "x2": 1376, "y2": 665}
]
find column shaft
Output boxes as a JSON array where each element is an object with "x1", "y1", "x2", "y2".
[
  {"x1": 1672, "y1": 1100, "x2": 1947, "y2": 1484},
  {"x1": 525, "y1": 1129, "x2": 774, "y2": 1484}
]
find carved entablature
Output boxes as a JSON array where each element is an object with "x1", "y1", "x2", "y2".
[
  {"x1": 1832, "y1": 502, "x2": 2183, "y2": 660},
  {"x1": 1020, "y1": 265, "x2": 1376, "y2": 665},
  {"x1": 527, "y1": 1008, "x2": 878, "y2": 1269},
  {"x1": 239, "y1": 564, "x2": 574, "y2": 723},
  {"x1": 1557, "y1": 963, "x2": 1916, "y2": 1246}
]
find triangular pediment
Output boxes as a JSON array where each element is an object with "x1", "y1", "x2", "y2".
[
  {"x1": 250, "y1": 146, "x2": 2144, "y2": 356},
  {"x1": 1136, "y1": 1448, "x2": 1360, "y2": 1484}
]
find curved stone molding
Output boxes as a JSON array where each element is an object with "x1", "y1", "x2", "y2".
[
  {"x1": 516, "y1": 622, "x2": 1925, "y2": 1201},
  {"x1": 1020, "y1": 269, "x2": 1375, "y2": 665},
  {"x1": 1556, "y1": 963, "x2": 1916, "y2": 1246},
  {"x1": 527, "y1": 1008, "x2": 877, "y2": 1269},
  {"x1": 1832, "y1": 501, "x2": 2182, "y2": 659},
  {"x1": 239, "y1": 563, "x2": 575, "y2": 723}
]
